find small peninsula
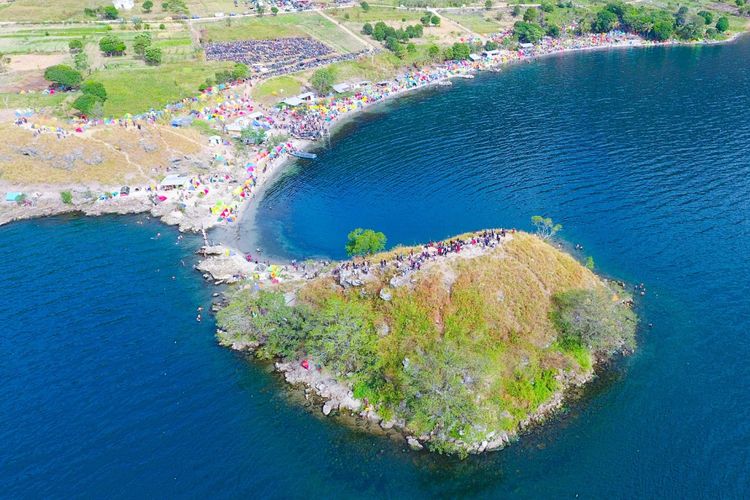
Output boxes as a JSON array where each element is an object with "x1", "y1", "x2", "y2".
[{"x1": 215, "y1": 229, "x2": 637, "y2": 456}]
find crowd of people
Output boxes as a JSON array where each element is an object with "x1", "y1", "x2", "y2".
[
  {"x1": 334, "y1": 229, "x2": 511, "y2": 279},
  {"x1": 204, "y1": 37, "x2": 335, "y2": 73}
]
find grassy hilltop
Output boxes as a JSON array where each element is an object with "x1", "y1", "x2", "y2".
[{"x1": 217, "y1": 232, "x2": 637, "y2": 455}]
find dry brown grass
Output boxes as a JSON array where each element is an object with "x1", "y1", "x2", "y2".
[{"x1": 0, "y1": 123, "x2": 210, "y2": 186}]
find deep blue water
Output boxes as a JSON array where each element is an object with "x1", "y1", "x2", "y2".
[{"x1": 2, "y1": 38, "x2": 750, "y2": 497}]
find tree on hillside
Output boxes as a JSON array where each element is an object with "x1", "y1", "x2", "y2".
[
  {"x1": 231, "y1": 63, "x2": 249, "y2": 79},
  {"x1": 44, "y1": 65, "x2": 82, "y2": 89},
  {"x1": 552, "y1": 288, "x2": 637, "y2": 354},
  {"x1": 485, "y1": 0, "x2": 493, "y2": 10},
  {"x1": 531, "y1": 215, "x2": 562, "y2": 240},
  {"x1": 430, "y1": 14, "x2": 440, "y2": 26},
  {"x1": 145, "y1": 47, "x2": 163, "y2": 65},
  {"x1": 310, "y1": 67, "x2": 335, "y2": 94},
  {"x1": 514, "y1": 21, "x2": 545, "y2": 43},
  {"x1": 345, "y1": 228, "x2": 387, "y2": 257},
  {"x1": 99, "y1": 35, "x2": 126, "y2": 56},
  {"x1": 142, "y1": 0, "x2": 154, "y2": 12},
  {"x1": 360, "y1": 1, "x2": 370, "y2": 11},
  {"x1": 651, "y1": 19, "x2": 674, "y2": 40},
  {"x1": 362, "y1": 22, "x2": 373, "y2": 35},
  {"x1": 68, "y1": 39, "x2": 83, "y2": 53},
  {"x1": 240, "y1": 127, "x2": 266, "y2": 145},
  {"x1": 523, "y1": 7, "x2": 538, "y2": 22},
  {"x1": 716, "y1": 16, "x2": 729, "y2": 32},
  {"x1": 271, "y1": 6, "x2": 279, "y2": 15},
  {"x1": 103, "y1": 5, "x2": 119, "y2": 19},
  {"x1": 133, "y1": 32, "x2": 152, "y2": 57},
  {"x1": 697, "y1": 10, "x2": 713, "y2": 24},
  {"x1": 592, "y1": 9, "x2": 618, "y2": 32},
  {"x1": 512, "y1": 5, "x2": 521, "y2": 17},
  {"x1": 74, "y1": 52, "x2": 89, "y2": 73},
  {"x1": 81, "y1": 81, "x2": 107, "y2": 101},
  {"x1": 72, "y1": 93, "x2": 102, "y2": 116}
]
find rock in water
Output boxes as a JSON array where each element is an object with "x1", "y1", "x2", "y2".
[{"x1": 406, "y1": 436, "x2": 423, "y2": 451}]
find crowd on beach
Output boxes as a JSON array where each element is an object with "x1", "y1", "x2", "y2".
[
  {"x1": 6, "y1": 28, "x2": 656, "y2": 232},
  {"x1": 205, "y1": 37, "x2": 335, "y2": 72}
]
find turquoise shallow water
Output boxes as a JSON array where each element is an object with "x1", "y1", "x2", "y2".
[{"x1": 2, "y1": 38, "x2": 750, "y2": 497}]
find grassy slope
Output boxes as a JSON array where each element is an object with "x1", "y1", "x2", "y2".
[
  {"x1": 0, "y1": 0, "x2": 111, "y2": 22},
  {"x1": 218, "y1": 232, "x2": 634, "y2": 454},
  {"x1": 90, "y1": 61, "x2": 231, "y2": 116}
]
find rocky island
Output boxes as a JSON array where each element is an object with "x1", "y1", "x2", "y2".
[{"x1": 215, "y1": 229, "x2": 637, "y2": 456}]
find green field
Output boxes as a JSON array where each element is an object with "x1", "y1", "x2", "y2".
[
  {"x1": 252, "y1": 75, "x2": 304, "y2": 103},
  {"x1": 328, "y1": 5, "x2": 424, "y2": 23},
  {"x1": 442, "y1": 11, "x2": 504, "y2": 34},
  {"x1": 0, "y1": 0, "x2": 111, "y2": 22},
  {"x1": 90, "y1": 61, "x2": 231, "y2": 116},
  {"x1": 198, "y1": 12, "x2": 367, "y2": 53}
]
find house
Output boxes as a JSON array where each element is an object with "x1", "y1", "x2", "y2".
[
  {"x1": 297, "y1": 92, "x2": 314, "y2": 101},
  {"x1": 159, "y1": 174, "x2": 191, "y2": 190},
  {"x1": 482, "y1": 49, "x2": 500, "y2": 57}
]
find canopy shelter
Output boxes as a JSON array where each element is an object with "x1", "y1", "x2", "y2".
[
  {"x1": 282, "y1": 97, "x2": 303, "y2": 107},
  {"x1": 159, "y1": 174, "x2": 190, "y2": 190},
  {"x1": 332, "y1": 83, "x2": 351, "y2": 93}
]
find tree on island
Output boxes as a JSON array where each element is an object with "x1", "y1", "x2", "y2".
[
  {"x1": 345, "y1": 228, "x2": 387, "y2": 257},
  {"x1": 360, "y1": 1, "x2": 370, "y2": 11},
  {"x1": 531, "y1": 215, "x2": 562, "y2": 240},
  {"x1": 514, "y1": 21, "x2": 545, "y2": 43},
  {"x1": 68, "y1": 39, "x2": 83, "y2": 53},
  {"x1": 591, "y1": 9, "x2": 618, "y2": 32},
  {"x1": 133, "y1": 32, "x2": 152, "y2": 57},
  {"x1": 72, "y1": 80, "x2": 108, "y2": 116},
  {"x1": 142, "y1": 0, "x2": 154, "y2": 12},
  {"x1": 44, "y1": 65, "x2": 82, "y2": 89},
  {"x1": 271, "y1": 6, "x2": 279, "y2": 15}
]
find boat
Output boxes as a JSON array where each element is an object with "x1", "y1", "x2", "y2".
[
  {"x1": 291, "y1": 150, "x2": 317, "y2": 160},
  {"x1": 437, "y1": 80, "x2": 453, "y2": 87},
  {"x1": 456, "y1": 74, "x2": 475, "y2": 79}
]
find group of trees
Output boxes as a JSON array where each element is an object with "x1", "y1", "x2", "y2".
[
  {"x1": 420, "y1": 12, "x2": 440, "y2": 26},
  {"x1": 442, "y1": 42, "x2": 471, "y2": 60},
  {"x1": 198, "y1": 63, "x2": 249, "y2": 91},
  {"x1": 362, "y1": 21, "x2": 424, "y2": 58},
  {"x1": 586, "y1": 2, "x2": 729, "y2": 41},
  {"x1": 133, "y1": 33, "x2": 163, "y2": 65},
  {"x1": 84, "y1": 5, "x2": 119, "y2": 20},
  {"x1": 345, "y1": 228, "x2": 387, "y2": 256}
]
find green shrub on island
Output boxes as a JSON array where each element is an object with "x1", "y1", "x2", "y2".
[
  {"x1": 81, "y1": 81, "x2": 107, "y2": 101},
  {"x1": 72, "y1": 80, "x2": 108, "y2": 116},
  {"x1": 345, "y1": 228, "x2": 387, "y2": 256},
  {"x1": 60, "y1": 191, "x2": 73, "y2": 205},
  {"x1": 44, "y1": 65, "x2": 82, "y2": 90},
  {"x1": 217, "y1": 232, "x2": 637, "y2": 456},
  {"x1": 103, "y1": 5, "x2": 119, "y2": 19},
  {"x1": 142, "y1": 0, "x2": 154, "y2": 12}
]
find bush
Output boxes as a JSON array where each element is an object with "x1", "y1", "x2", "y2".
[
  {"x1": 514, "y1": 21, "x2": 545, "y2": 44},
  {"x1": 523, "y1": 7, "x2": 538, "y2": 22},
  {"x1": 144, "y1": 46, "x2": 163, "y2": 65},
  {"x1": 44, "y1": 65, "x2": 82, "y2": 89},
  {"x1": 142, "y1": 0, "x2": 154, "y2": 12},
  {"x1": 103, "y1": 5, "x2": 119, "y2": 19},
  {"x1": 81, "y1": 81, "x2": 107, "y2": 101},
  {"x1": 360, "y1": 1, "x2": 370, "y2": 11},
  {"x1": 551, "y1": 288, "x2": 637, "y2": 354},
  {"x1": 362, "y1": 22, "x2": 373, "y2": 35},
  {"x1": 591, "y1": 9, "x2": 618, "y2": 32},
  {"x1": 310, "y1": 67, "x2": 335, "y2": 94},
  {"x1": 345, "y1": 228, "x2": 386, "y2": 256},
  {"x1": 72, "y1": 94, "x2": 100, "y2": 115},
  {"x1": 231, "y1": 63, "x2": 249, "y2": 79},
  {"x1": 133, "y1": 32, "x2": 152, "y2": 57},
  {"x1": 716, "y1": 16, "x2": 729, "y2": 32},
  {"x1": 60, "y1": 191, "x2": 73, "y2": 204},
  {"x1": 697, "y1": 10, "x2": 713, "y2": 25},
  {"x1": 99, "y1": 34, "x2": 126, "y2": 56},
  {"x1": 68, "y1": 39, "x2": 83, "y2": 53}
]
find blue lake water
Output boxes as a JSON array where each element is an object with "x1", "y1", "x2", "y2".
[{"x1": 3, "y1": 38, "x2": 750, "y2": 497}]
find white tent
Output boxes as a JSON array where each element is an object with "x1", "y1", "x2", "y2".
[
  {"x1": 332, "y1": 83, "x2": 351, "y2": 93},
  {"x1": 159, "y1": 174, "x2": 190, "y2": 190},
  {"x1": 282, "y1": 97, "x2": 303, "y2": 107}
]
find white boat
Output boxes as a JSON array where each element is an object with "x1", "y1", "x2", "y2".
[
  {"x1": 456, "y1": 74, "x2": 475, "y2": 79},
  {"x1": 437, "y1": 80, "x2": 453, "y2": 86}
]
